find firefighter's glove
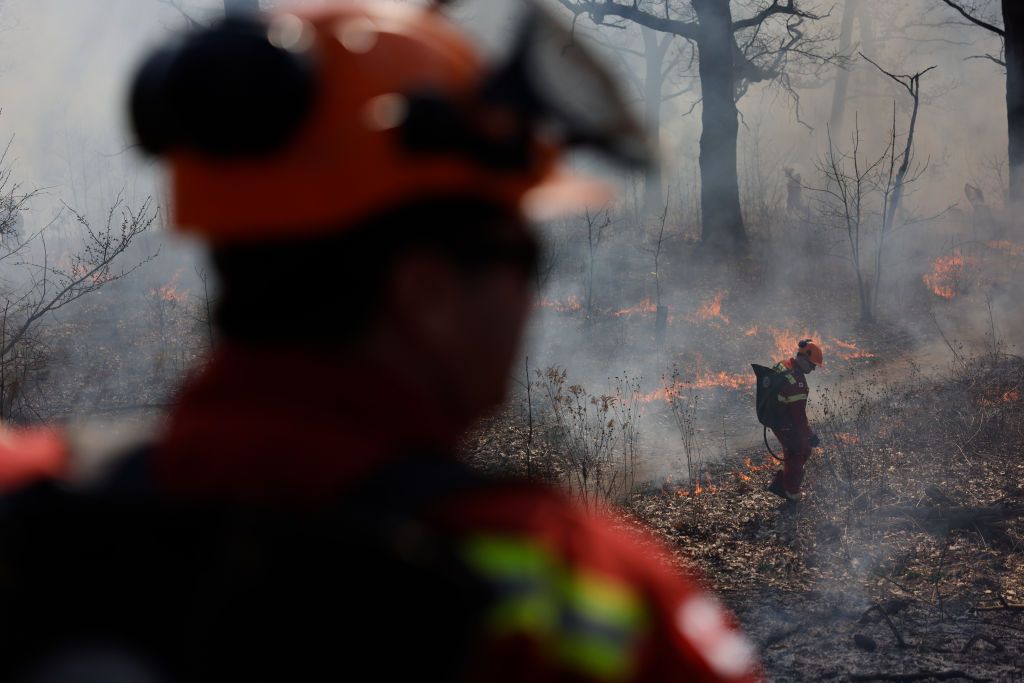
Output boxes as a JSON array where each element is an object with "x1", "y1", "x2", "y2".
[{"x1": 809, "y1": 433, "x2": 821, "y2": 449}]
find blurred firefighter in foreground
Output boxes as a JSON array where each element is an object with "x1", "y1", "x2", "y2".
[
  {"x1": 767, "y1": 340, "x2": 823, "y2": 502},
  {"x1": 0, "y1": 2, "x2": 760, "y2": 681}
]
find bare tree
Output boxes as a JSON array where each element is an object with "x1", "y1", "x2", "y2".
[
  {"x1": 829, "y1": 0, "x2": 876, "y2": 135},
  {"x1": 0, "y1": 184, "x2": 158, "y2": 420},
  {"x1": 808, "y1": 59, "x2": 935, "y2": 322},
  {"x1": 933, "y1": 1, "x2": 1024, "y2": 200},
  {"x1": 558, "y1": 0, "x2": 835, "y2": 252},
  {"x1": 582, "y1": 206, "x2": 612, "y2": 327}
]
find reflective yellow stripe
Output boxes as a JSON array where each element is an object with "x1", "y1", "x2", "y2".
[
  {"x1": 561, "y1": 572, "x2": 647, "y2": 632},
  {"x1": 462, "y1": 535, "x2": 649, "y2": 681},
  {"x1": 777, "y1": 393, "x2": 807, "y2": 404},
  {"x1": 773, "y1": 363, "x2": 797, "y2": 383}
]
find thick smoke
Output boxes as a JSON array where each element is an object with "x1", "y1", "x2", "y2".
[{"x1": 0, "y1": 0, "x2": 1019, "y2": 459}]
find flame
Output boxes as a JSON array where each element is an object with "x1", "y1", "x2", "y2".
[
  {"x1": 732, "y1": 455, "x2": 774, "y2": 482},
  {"x1": 70, "y1": 263, "x2": 113, "y2": 286},
  {"x1": 1003, "y1": 390, "x2": 1021, "y2": 402},
  {"x1": 639, "y1": 372, "x2": 755, "y2": 403},
  {"x1": 613, "y1": 297, "x2": 657, "y2": 318},
  {"x1": 538, "y1": 295, "x2": 583, "y2": 313},
  {"x1": 743, "y1": 456, "x2": 773, "y2": 473},
  {"x1": 690, "y1": 290, "x2": 730, "y2": 325},
  {"x1": 831, "y1": 338, "x2": 876, "y2": 361},
  {"x1": 746, "y1": 325, "x2": 875, "y2": 364},
  {"x1": 766, "y1": 327, "x2": 820, "y2": 362},
  {"x1": 923, "y1": 253, "x2": 966, "y2": 299},
  {"x1": 151, "y1": 269, "x2": 188, "y2": 304}
]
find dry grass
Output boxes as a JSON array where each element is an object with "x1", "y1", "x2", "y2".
[{"x1": 466, "y1": 353, "x2": 1024, "y2": 681}]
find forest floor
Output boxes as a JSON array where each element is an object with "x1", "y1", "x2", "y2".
[{"x1": 464, "y1": 352, "x2": 1024, "y2": 682}]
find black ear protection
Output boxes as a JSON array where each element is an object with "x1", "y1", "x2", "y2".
[
  {"x1": 798, "y1": 339, "x2": 812, "y2": 350},
  {"x1": 129, "y1": 17, "x2": 317, "y2": 158}
]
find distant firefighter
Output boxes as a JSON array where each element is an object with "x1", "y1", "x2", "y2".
[
  {"x1": 0, "y1": 2, "x2": 759, "y2": 682},
  {"x1": 754, "y1": 339, "x2": 822, "y2": 505}
]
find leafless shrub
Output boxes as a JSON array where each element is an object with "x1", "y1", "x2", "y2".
[
  {"x1": 536, "y1": 366, "x2": 641, "y2": 509},
  {"x1": 0, "y1": 187, "x2": 158, "y2": 421}
]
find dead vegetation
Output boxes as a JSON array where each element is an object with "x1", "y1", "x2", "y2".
[{"x1": 466, "y1": 352, "x2": 1024, "y2": 681}]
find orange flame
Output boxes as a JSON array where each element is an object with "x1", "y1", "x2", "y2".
[
  {"x1": 923, "y1": 253, "x2": 966, "y2": 299},
  {"x1": 766, "y1": 327, "x2": 820, "y2": 362},
  {"x1": 151, "y1": 269, "x2": 188, "y2": 304},
  {"x1": 690, "y1": 290, "x2": 730, "y2": 325},
  {"x1": 743, "y1": 456, "x2": 773, "y2": 473},
  {"x1": 1003, "y1": 390, "x2": 1021, "y2": 402},
  {"x1": 835, "y1": 432, "x2": 860, "y2": 445},
  {"x1": 639, "y1": 372, "x2": 755, "y2": 403},
  {"x1": 831, "y1": 338, "x2": 876, "y2": 361},
  {"x1": 538, "y1": 295, "x2": 583, "y2": 313},
  {"x1": 613, "y1": 297, "x2": 657, "y2": 318}
]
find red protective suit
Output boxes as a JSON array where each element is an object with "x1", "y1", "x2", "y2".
[{"x1": 769, "y1": 358, "x2": 813, "y2": 496}]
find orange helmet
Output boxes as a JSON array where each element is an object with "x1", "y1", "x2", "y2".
[
  {"x1": 797, "y1": 339, "x2": 824, "y2": 367},
  {"x1": 130, "y1": 1, "x2": 648, "y2": 245}
]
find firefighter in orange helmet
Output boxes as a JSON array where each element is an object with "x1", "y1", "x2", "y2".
[
  {"x1": 767, "y1": 340, "x2": 823, "y2": 503},
  {"x1": 0, "y1": 3, "x2": 760, "y2": 681}
]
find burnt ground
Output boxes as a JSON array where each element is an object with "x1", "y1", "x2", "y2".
[{"x1": 463, "y1": 353, "x2": 1024, "y2": 682}]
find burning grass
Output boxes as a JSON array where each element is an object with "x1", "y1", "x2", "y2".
[
  {"x1": 923, "y1": 252, "x2": 969, "y2": 300},
  {"x1": 626, "y1": 353, "x2": 1024, "y2": 680},
  {"x1": 467, "y1": 353, "x2": 1024, "y2": 680}
]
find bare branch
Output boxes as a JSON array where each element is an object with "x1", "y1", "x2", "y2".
[
  {"x1": 556, "y1": 1, "x2": 700, "y2": 41},
  {"x1": 732, "y1": 0, "x2": 820, "y2": 32},
  {"x1": 937, "y1": 0, "x2": 1005, "y2": 36}
]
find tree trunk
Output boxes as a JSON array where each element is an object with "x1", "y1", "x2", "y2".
[
  {"x1": 829, "y1": 0, "x2": 859, "y2": 134},
  {"x1": 693, "y1": 0, "x2": 745, "y2": 249},
  {"x1": 1004, "y1": 0, "x2": 1024, "y2": 201},
  {"x1": 642, "y1": 28, "x2": 667, "y2": 218}
]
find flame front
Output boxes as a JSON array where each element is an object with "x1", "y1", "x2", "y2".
[
  {"x1": 923, "y1": 253, "x2": 966, "y2": 299},
  {"x1": 613, "y1": 297, "x2": 657, "y2": 318},
  {"x1": 691, "y1": 290, "x2": 730, "y2": 325},
  {"x1": 538, "y1": 295, "x2": 583, "y2": 313},
  {"x1": 152, "y1": 269, "x2": 188, "y2": 304},
  {"x1": 831, "y1": 338, "x2": 876, "y2": 361},
  {"x1": 639, "y1": 372, "x2": 755, "y2": 403}
]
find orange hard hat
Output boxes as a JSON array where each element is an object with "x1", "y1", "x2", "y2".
[
  {"x1": 130, "y1": 1, "x2": 647, "y2": 245},
  {"x1": 797, "y1": 339, "x2": 824, "y2": 367}
]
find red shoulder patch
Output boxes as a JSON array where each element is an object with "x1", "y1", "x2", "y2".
[{"x1": 0, "y1": 426, "x2": 68, "y2": 492}]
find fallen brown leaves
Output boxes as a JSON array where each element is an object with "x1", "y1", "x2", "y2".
[{"x1": 467, "y1": 354, "x2": 1024, "y2": 681}]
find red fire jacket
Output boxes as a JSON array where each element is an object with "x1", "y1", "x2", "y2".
[
  {"x1": 772, "y1": 358, "x2": 811, "y2": 449},
  {"x1": 1, "y1": 347, "x2": 762, "y2": 682}
]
